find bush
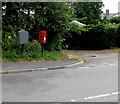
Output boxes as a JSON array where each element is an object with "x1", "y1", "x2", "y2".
[
  {"x1": 64, "y1": 23, "x2": 119, "y2": 50},
  {"x1": 84, "y1": 23, "x2": 118, "y2": 49},
  {"x1": 110, "y1": 17, "x2": 120, "y2": 24},
  {"x1": 2, "y1": 50, "x2": 19, "y2": 61},
  {"x1": 2, "y1": 40, "x2": 66, "y2": 62},
  {"x1": 24, "y1": 40, "x2": 42, "y2": 53},
  {"x1": 104, "y1": 23, "x2": 118, "y2": 48},
  {"x1": 117, "y1": 24, "x2": 120, "y2": 47},
  {"x1": 2, "y1": 25, "x2": 17, "y2": 51}
]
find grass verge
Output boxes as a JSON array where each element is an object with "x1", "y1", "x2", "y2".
[
  {"x1": 2, "y1": 40, "x2": 70, "y2": 62},
  {"x1": 2, "y1": 50, "x2": 69, "y2": 62}
]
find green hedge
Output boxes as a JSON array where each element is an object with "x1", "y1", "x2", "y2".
[
  {"x1": 117, "y1": 24, "x2": 120, "y2": 47},
  {"x1": 64, "y1": 23, "x2": 119, "y2": 50},
  {"x1": 110, "y1": 17, "x2": 120, "y2": 24}
]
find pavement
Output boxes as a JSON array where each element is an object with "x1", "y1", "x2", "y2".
[
  {"x1": 1, "y1": 58, "x2": 84, "y2": 74},
  {"x1": 1, "y1": 51, "x2": 118, "y2": 75}
]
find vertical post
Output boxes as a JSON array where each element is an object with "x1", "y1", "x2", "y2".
[
  {"x1": 42, "y1": 43, "x2": 44, "y2": 55},
  {"x1": 21, "y1": 44, "x2": 24, "y2": 53}
]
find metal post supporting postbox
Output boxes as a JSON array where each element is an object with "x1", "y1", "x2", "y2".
[{"x1": 41, "y1": 41, "x2": 44, "y2": 55}]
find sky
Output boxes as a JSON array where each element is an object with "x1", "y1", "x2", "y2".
[{"x1": 102, "y1": 0, "x2": 120, "y2": 13}]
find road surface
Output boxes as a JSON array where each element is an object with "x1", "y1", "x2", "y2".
[{"x1": 1, "y1": 52, "x2": 119, "y2": 102}]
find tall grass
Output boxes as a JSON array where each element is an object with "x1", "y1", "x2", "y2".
[{"x1": 2, "y1": 41, "x2": 67, "y2": 62}]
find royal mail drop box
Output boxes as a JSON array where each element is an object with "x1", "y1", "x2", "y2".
[
  {"x1": 17, "y1": 30, "x2": 29, "y2": 44},
  {"x1": 38, "y1": 31, "x2": 47, "y2": 43}
]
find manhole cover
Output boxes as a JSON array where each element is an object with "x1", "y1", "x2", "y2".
[{"x1": 90, "y1": 55, "x2": 96, "y2": 57}]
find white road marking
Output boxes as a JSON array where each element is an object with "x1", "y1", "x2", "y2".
[
  {"x1": 84, "y1": 92, "x2": 119, "y2": 101},
  {"x1": 103, "y1": 63, "x2": 109, "y2": 65},
  {"x1": 70, "y1": 92, "x2": 119, "y2": 102},
  {"x1": 111, "y1": 92, "x2": 119, "y2": 95},
  {"x1": 94, "y1": 94, "x2": 111, "y2": 98},
  {"x1": 81, "y1": 67, "x2": 89, "y2": 68},
  {"x1": 70, "y1": 99, "x2": 75, "y2": 102},
  {"x1": 109, "y1": 64, "x2": 118, "y2": 66},
  {"x1": 85, "y1": 96, "x2": 95, "y2": 100}
]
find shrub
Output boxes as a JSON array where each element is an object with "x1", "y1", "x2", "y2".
[
  {"x1": 2, "y1": 25, "x2": 17, "y2": 51},
  {"x1": 103, "y1": 23, "x2": 118, "y2": 48},
  {"x1": 24, "y1": 40, "x2": 42, "y2": 53},
  {"x1": 83, "y1": 23, "x2": 118, "y2": 49},
  {"x1": 110, "y1": 17, "x2": 120, "y2": 24},
  {"x1": 64, "y1": 23, "x2": 119, "y2": 50},
  {"x1": 2, "y1": 40, "x2": 66, "y2": 61},
  {"x1": 117, "y1": 24, "x2": 120, "y2": 47}
]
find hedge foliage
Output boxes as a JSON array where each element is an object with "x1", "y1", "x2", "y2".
[
  {"x1": 64, "y1": 22, "x2": 120, "y2": 50},
  {"x1": 110, "y1": 17, "x2": 120, "y2": 24},
  {"x1": 2, "y1": 40, "x2": 67, "y2": 61}
]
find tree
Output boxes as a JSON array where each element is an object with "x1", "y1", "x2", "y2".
[
  {"x1": 2, "y1": 2, "x2": 74, "y2": 51},
  {"x1": 73, "y1": 2, "x2": 104, "y2": 24}
]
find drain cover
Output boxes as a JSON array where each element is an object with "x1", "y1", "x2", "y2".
[{"x1": 91, "y1": 55, "x2": 96, "y2": 57}]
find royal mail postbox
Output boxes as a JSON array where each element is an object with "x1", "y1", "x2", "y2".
[{"x1": 38, "y1": 31, "x2": 47, "y2": 43}]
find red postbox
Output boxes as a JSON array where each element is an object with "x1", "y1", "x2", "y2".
[{"x1": 38, "y1": 31, "x2": 47, "y2": 43}]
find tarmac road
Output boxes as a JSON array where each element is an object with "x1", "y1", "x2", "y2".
[
  {"x1": 1, "y1": 52, "x2": 119, "y2": 102},
  {"x1": 67, "y1": 51, "x2": 119, "y2": 67}
]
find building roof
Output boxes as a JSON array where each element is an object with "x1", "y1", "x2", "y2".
[
  {"x1": 71, "y1": 20, "x2": 85, "y2": 26},
  {"x1": 101, "y1": 12, "x2": 120, "y2": 19}
]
